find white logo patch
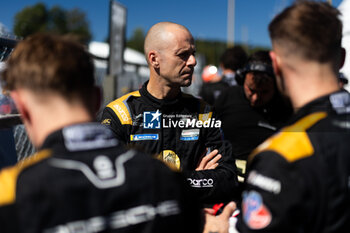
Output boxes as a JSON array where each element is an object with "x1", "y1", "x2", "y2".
[{"x1": 247, "y1": 171, "x2": 281, "y2": 194}]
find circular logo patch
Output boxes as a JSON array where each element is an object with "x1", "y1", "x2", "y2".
[
  {"x1": 243, "y1": 191, "x2": 272, "y2": 230},
  {"x1": 157, "y1": 150, "x2": 180, "y2": 170}
]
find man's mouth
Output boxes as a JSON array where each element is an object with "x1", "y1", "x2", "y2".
[{"x1": 182, "y1": 71, "x2": 193, "y2": 77}]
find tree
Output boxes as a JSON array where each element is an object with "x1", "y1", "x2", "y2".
[
  {"x1": 126, "y1": 28, "x2": 145, "y2": 53},
  {"x1": 65, "y1": 8, "x2": 91, "y2": 44},
  {"x1": 13, "y1": 3, "x2": 91, "y2": 44},
  {"x1": 13, "y1": 3, "x2": 48, "y2": 37}
]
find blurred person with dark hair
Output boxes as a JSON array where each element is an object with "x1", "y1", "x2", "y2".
[
  {"x1": 199, "y1": 47, "x2": 248, "y2": 106},
  {"x1": 101, "y1": 22, "x2": 238, "y2": 204},
  {"x1": 205, "y1": 2, "x2": 350, "y2": 232},
  {"x1": 214, "y1": 50, "x2": 292, "y2": 181},
  {"x1": 199, "y1": 64, "x2": 229, "y2": 105},
  {"x1": 0, "y1": 33, "x2": 202, "y2": 233},
  {"x1": 220, "y1": 46, "x2": 248, "y2": 86}
]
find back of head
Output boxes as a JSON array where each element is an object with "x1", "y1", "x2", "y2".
[
  {"x1": 220, "y1": 46, "x2": 248, "y2": 71},
  {"x1": 269, "y1": 1, "x2": 342, "y2": 70},
  {"x1": 2, "y1": 33, "x2": 96, "y2": 114}
]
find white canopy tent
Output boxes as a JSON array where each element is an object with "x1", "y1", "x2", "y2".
[{"x1": 88, "y1": 41, "x2": 148, "y2": 75}]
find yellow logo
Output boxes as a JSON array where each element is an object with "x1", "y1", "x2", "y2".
[
  {"x1": 101, "y1": 119, "x2": 111, "y2": 125},
  {"x1": 157, "y1": 150, "x2": 180, "y2": 171}
]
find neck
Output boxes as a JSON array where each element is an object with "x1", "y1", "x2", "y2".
[
  {"x1": 147, "y1": 75, "x2": 181, "y2": 99},
  {"x1": 282, "y1": 61, "x2": 340, "y2": 112},
  {"x1": 29, "y1": 98, "x2": 92, "y2": 148}
]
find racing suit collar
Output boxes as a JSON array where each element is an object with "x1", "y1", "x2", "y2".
[
  {"x1": 290, "y1": 90, "x2": 349, "y2": 124},
  {"x1": 140, "y1": 81, "x2": 182, "y2": 108},
  {"x1": 40, "y1": 122, "x2": 118, "y2": 155}
]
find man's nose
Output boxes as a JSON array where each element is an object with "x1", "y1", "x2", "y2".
[{"x1": 187, "y1": 54, "x2": 196, "y2": 67}]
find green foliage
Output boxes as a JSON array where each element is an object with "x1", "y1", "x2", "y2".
[
  {"x1": 124, "y1": 27, "x2": 270, "y2": 66},
  {"x1": 196, "y1": 39, "x2": 270, "y2": 66},
  {"x1": 126, "y1": 27, "x2": 145, "y2": 53},
  {"x1": 13, "y1": 3, "x2": 91, "y2": 44},
  {"x1": 196, "y1": 39, "x2": 227, "y2": 66},
  {"x1": 65, "y1": 8, "x2": 91, "y2": 44},
  {"x1": 14, "y1": 3, "x2": 48, "y2": 37}
]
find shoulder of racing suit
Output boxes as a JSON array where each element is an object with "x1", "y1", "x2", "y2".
[
  {"x1": 0, "y1": 149, "x2": 52, "y2": 206},
  {"x1": 106, "y1": 91, "x2": 141, "y2": 125},
  {"x1": 249, "y1": 112, "x2": 328, "y2": 163}
]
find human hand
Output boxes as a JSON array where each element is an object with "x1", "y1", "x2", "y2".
[
  {"x1": 196, "y1": 149, "x2": 222, "y2": 171},
  {"x1": 203, "y1": 202, "x2": 236, "y2": 233}
]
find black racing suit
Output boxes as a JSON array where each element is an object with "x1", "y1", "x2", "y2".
[
  {"x1": 0, "y1": 123, "x2": 202, "y2": 233},
  {"x1": 237, "y1": 91, "x2": 350, "y2": 232},
  {"x1": 199, "y1": 80, "x2": 229, "y2": 106},
  {"x1": 215, "y1": 85, "x2": 292, "y2": 160},
  {"x1": 101, "y1": 81, "x2": 238, "y2": 204}
]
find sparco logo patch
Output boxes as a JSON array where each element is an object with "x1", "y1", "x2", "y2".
[
  {"x1": 187, "y1": 178, "x2": 214, "y2": 188},
  {"x1": 114, "y1": 104, "x2": 130, "y2": 122}
]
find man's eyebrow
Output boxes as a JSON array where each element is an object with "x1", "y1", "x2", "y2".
[
  {"x1": 175, "y1": 47, "x2": 195, "y2": 55},
  {"x1": 174, "y1": 48, "x2": 188, "y2": 55}
]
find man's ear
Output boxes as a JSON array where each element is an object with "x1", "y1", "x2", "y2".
[
  {"x1": 270, "y1": 51, "x2": 281, "y2": 77},
  {"x1": 10, "y1": 91, "x2": 30, "y2": 124},
  {"x1": 148, "y1": 50, "x2": 160, "y2": 68},
  {"x1": 340, "y1": 47, "x2": 346, "y2": 69}
]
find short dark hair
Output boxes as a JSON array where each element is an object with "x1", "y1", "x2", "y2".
[
  {"x1": 220, "y1": 46, "x2": 248, "y2": 71},
  {"x1": 247, "y1": 51, "x2": 275, "y2": 87},
  {"x1": 269, "y1": 1, "x2": 342, "y2": 65},
  {"x1": 2, "y1": 33, "x2": 96, "y2": 114}
]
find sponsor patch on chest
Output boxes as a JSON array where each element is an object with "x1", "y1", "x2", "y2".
[
  {"x1": 180, "y1": 129, "x2": 199, "y2": 141},
  {"x1": 143, "y1": 110, "x2": 161, "y2": 129},
  {"x1": 130, "y1": 134, "x2": 159, "y2": 141}
]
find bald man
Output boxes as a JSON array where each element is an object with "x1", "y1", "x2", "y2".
[{"x1": 101, "y1": 22, "x2": 238, "y2": 204}]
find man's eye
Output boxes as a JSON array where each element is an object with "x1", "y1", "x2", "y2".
[{"x1": 179, "y1": 53, "x2": 189, "y2": 59}]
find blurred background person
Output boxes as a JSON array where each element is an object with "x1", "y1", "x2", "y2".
[
  {"x1": 214, "y1": 50, "x2": 292, "y2": 181},
  {"x1": 199, "y1": 64, "x2": 229, "y2": 105},
  {"x1": 220, "y1": 46, "x2": 248, "y2": 87},
  {"x1": 199, "y1": 47, "x2": 248, "y2": 106}
]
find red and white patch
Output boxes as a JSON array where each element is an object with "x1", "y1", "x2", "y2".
[{"x1": 243, "y1": 191, "x2": 272, "y2": 229}]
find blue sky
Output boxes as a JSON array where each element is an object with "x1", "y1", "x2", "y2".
[{"x1": 0, "y1": 0, "x2": 343, "y2": 48}]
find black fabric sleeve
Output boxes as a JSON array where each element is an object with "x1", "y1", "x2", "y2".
[
  {"x1": 237, "y1": 151, "x2": 305, "y2": 233},
  {"x1": 101, "y1": 107, "x2": 129, "y2": 143},
  {"x1": 0, "y1": 203, "x2": 19, "y2": 233},
  {"x1": 184, "y1": 110, "x2": 239, "y2": 204},
  {"x1": 213, "y1": 87, "x2": 230, "y2": 120}
]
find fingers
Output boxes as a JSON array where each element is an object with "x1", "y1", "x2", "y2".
[
  {"x1": 206, "y1": 153, "x2": 221, "y2": 169},
  {"x1": 205, "y1": 149, "x2": 219, "y2": 161},
  {"x1": 196, "y1": 149, "x2": 221, "y2": 171},
  {"x1": 196, "y1": 148, "x2": 210, "y2": 170},
  {"x1": 204, "y1": 208, "x2": 216, "y2": 215},
  {"x1": 203, "y1": 207, "x2": 231, "y2": 233},
  {"x1": 220, "y1": 202, "x2": 236, "y2": 219}
]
